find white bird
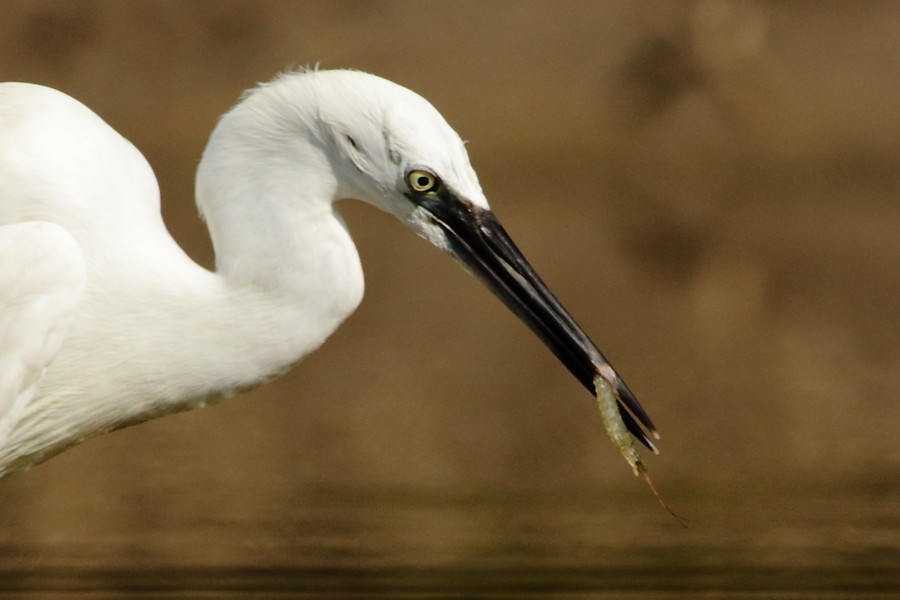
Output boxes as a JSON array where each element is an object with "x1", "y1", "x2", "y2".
[{"x1": 0, "y1": 69, "x2": 657, "y2": 479}]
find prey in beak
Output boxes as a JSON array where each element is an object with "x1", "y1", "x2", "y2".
[
  {"x1": 406, "y1": 174, "x2": 684, "y2": 523},
  {"x1": 407, "y1": 179, "x2": 657, "y2": 457}
]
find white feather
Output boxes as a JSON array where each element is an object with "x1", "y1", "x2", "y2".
[{"x1": 0, "y1": 222, "x2": 84, "y2": 452}]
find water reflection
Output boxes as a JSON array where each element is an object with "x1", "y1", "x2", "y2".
[{"x1": 2, "y1": 484, "x2": 897, "y2": 598}]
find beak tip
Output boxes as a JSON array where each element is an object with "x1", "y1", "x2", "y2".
[{"x1": 593, "y1": 360, "x2": 659, "y2": 451}]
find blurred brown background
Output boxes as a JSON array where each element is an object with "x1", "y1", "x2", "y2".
[{"x1": 0, "y1": 0, "x2": 898, "y2": 587}]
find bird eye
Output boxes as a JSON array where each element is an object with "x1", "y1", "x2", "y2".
[{"x1": 407, "y1": 169, "x2": 439, "y2": 193}]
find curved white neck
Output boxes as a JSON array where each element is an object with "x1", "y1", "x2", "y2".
[{"x1": 1, "y1": 96, "x2": 366, "y2": 474}]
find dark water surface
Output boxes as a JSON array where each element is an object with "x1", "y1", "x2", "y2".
[{"x1": 2, "y1": 483, "x2": 898, "y2": 598}]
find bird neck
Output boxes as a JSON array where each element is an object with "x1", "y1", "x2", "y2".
[
  {"x1": 196, "y1": 93, "x2": 365, "y2": 339},
  {"x1": 131, "y1": 90, "x2": 365, "y2": 419},
  {"x1": 92, "y1": 96, "x2": 369, "y2": 416}
]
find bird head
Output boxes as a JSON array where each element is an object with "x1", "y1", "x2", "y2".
[{"x1": 206, "y1": 69, "x2": 658, "y2": 452}]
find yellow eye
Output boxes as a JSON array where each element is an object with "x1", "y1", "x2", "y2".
[{"x1": 407, "y1": 169, "x2": 439, "y2": 193}]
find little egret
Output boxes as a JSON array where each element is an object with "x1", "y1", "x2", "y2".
[{"x1": 0, "y1": 69, "x2": 659, "y2": 481}]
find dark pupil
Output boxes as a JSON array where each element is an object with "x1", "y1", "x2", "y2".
[{"x1": 416, "y1": 176, "x2": 430, "y2": 188}]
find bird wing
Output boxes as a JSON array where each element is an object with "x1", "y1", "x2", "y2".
[{"x1": 0, "y1": 222, "x2": 85, "y2": 449}]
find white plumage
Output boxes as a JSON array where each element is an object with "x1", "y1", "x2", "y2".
[
  {"x1": 0, "y1": 222, "x2": 84, "y2": 450},
  {"x1": 0, "y1": 70, "x2": 656, "y2": 479}
]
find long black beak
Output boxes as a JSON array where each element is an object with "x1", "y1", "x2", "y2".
[{"x1": 417, "y1": 194, "x2": 658, "y2": 451}]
